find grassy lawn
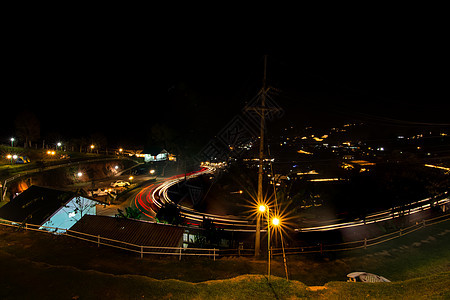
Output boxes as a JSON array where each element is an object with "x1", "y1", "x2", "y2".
[
  {"x1": 0, "y1": 250, "x2": 448, "y2": 299},
  {"x1": 0, "y1": 218, "x2": 449, "y2": 298}
]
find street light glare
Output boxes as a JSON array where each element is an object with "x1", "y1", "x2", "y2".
[
  {"x1": 272, "y1": 217, "x2": 280, "y2": 226},
  {"x1": 258, "y1": 205, "x2": 266, "y2": 213}
]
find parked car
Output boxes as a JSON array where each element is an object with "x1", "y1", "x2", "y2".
[
  {"x1": 90, "y1": 188, "x2": 108, "y2": 197},
  {"x1": 110, "y1": 180, "x2": 130, "y2": 187},
  {"x1": 90, "y1": 188, "x2": 117, "y2": 197},
  {"x1": 347, "y1": 272, "x2": 390, "y2": 283},
  {"x1": 15, "y1": 156, "x2": 30, "y2": 164}
]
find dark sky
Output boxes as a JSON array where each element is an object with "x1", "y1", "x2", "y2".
[{"x1": 2, "y1": 16, "x2": 449, "y2": 149}]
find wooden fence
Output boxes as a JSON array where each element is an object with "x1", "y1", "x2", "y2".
[
  {"x1": 0, "y1": 219, "x2": 217, "y2": 260},
  {"x1": 1, "y1": 212, "x2": 449, "y2": 259},
  {"x1": 221, "y1": 213, "x2": 450, "y2": 257}
]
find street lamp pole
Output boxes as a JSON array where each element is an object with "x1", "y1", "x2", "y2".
[
  {"x1": 257, "y1": 204, "x2": 281, "y2": 282},
  {"x1": 267, "y1": 206, "x2": 271, "y2": 281},
  {"x1": 258, "y1": 204, "x2": 272, "y2": 280}
]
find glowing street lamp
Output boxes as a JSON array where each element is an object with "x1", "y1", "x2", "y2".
[
  {"x1": 258, "y1": 204, "x2": 266, "y2": 213},
  {"x1": 10, "y1": 138, "x2": 15, "y2": 147},
  {"x1": 256, "y1": 203, "x2": 281, "y2": 281},
  {"x1": 272, "y1": 217, "x2": 280, "y2": 226}
]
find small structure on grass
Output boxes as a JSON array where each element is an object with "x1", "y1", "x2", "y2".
[{"x1": 347, "y1": 272, "x2": 391, "y2": 283}]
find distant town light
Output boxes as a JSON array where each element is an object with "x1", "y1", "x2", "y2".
[{"x1": 77, "y1": 172, "x2": 83, "y2": 177}]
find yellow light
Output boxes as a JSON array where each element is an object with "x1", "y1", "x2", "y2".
[
  {"x1": 129, "y1": 176, "x2": 134, "y2": 181},
  {"x1": 119, "y1": 148, "x2": 123, "y2": 152},
  {"x1": 272, "y1": 218, "x2": 280, "y2": 226},
  {"x1": 258, "y1": 205, "x2": 266, "y2": 213},
  {"x1": 6, "y1": 154, "x2": 12, "y2": 159},
  {"x1": 425, "y1": 164, "x2": 450, "y2": 171},
  {"x1": 297, "y1": 149, "x2": 313, "y2": 155},
  {"x1": 90, "y1": 144, "x2": 95, "y2": 149}
]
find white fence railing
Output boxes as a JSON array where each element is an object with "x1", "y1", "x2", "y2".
[{"x1": 0, "y1": 219, "x2": 217, "y2": 260}]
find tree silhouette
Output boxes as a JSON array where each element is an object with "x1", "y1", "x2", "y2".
[{"x1": 15, "y1": 111, "x2": 40, "y2": 148}]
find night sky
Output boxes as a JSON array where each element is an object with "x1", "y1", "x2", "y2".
[{"x1": 2, "y1": 17, "x2": 449, "y2": 150}]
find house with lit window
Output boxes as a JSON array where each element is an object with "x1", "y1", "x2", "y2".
[
  {"x1": 0, "y1": 185, "x2": 105, "y2": 232},
  {"x1": 143, "y1": 147, "x2": 176, "y2": 163}
]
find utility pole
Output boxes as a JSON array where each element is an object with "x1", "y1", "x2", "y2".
[
  {"x1": 254, "y1": 55, "x2": 268, "y2": 257},
  {"x1": 246, "y1": 55, "x2": 282, "y2": 257}
]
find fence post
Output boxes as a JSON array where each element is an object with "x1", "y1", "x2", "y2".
[
  {"x1": 364, "y1": 238, "x2": 367, "y2": 249},
  {"x1": 422, "y1": 219, "x2": 426, "y2": 227},
  {"x1": 213, "y1": 248, "x2": 216, "y2": 261},
  {"x1": 179, "y1": 247, "x2": 182, "y2": 261},
  {"x1": 140, "y1": 246, "x2": 143, "y2": 259},
  {"x1": 320, "y1": 243, "x2": 323, "y2": 255},
  {"x1": 399, "y1": 228, "x2": 402, "y2": 236},
  {"x1": 97, "y1": 235, "x2": 100, "y2": 247}
]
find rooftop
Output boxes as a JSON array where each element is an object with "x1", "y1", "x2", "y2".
[
  {"x1": 69, "y1": 215, "x2": 184, "y2": 248},
  {"x1": 0, "y1": 186, "x2": 75, "y2": 225}
]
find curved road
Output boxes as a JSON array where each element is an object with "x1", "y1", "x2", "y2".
[
  {"x1": 132, "y1": 165, "x2": 450, "y2": 233},
  {"x1": 133, "y1": 166, "x2": 255, "y2": 231}
]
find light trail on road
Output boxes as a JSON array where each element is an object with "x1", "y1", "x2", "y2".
[
  {"x1": 134, "y1": 183, "x2": 157, "y2": 219},
  {"x1": 296, "y1": 192, "x2": 449, "y2": 232},
  {"x1": 134, "y1": 166, "x2": 256, "y2": 231},
  {"x1": 134, "y1": 166, "x2": 449, "y2": 233}
]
